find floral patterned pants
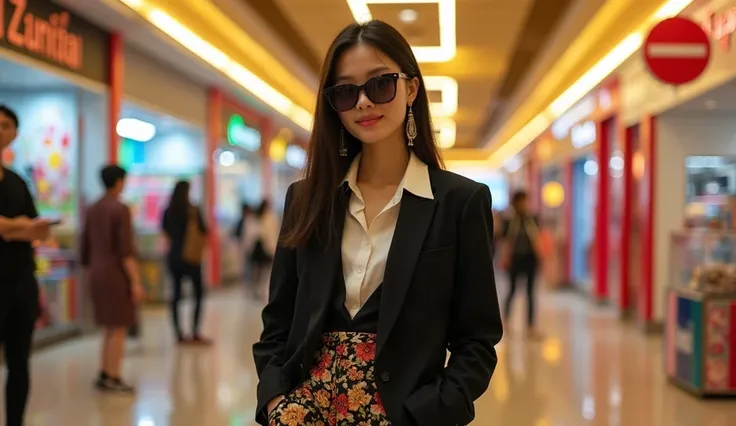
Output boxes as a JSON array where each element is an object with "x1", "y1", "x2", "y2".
[{"x1": 269, "y1": 332, "x2": 390, "y2": 426}]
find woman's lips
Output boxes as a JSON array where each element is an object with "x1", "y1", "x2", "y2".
[{"x1": 356, "y1": 116, "x2": 383, "y2": 127}]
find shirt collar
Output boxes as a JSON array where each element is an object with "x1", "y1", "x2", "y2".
[{"x1": 342, "y1": 152, "x2": 434, "y2": 200}]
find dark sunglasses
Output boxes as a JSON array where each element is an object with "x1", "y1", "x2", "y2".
[{"x1": 324, "y1": 73, "x2": 410, "y2": 112}]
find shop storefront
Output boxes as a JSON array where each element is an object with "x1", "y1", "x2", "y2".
[
  {"x1": 119, "y1": 44, "x2": 208, "y2": 302},
  {"x1": 524, "y1": 83, "x2": 618, "y2": 293},
  {"x1": 617, "y1": 0, "x2": 736, "y2": 335},
  {"x1": 208, "y1": 94, "x2": 271, "y2": 284},
  {"x1": 0, "y1": 0, "x2": 110, "y2": 344},
  {"x1": 270, "y1": 134, "x2": 306, "y2": 213}
]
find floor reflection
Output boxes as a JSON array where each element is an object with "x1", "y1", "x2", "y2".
[{"x1": 19, "y1": 285, "x2": 736, "y2": 425}]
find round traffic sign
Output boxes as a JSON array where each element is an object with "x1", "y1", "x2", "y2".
[{"x1": 644, "y1": 17, "x2": 711, "y2": 85}]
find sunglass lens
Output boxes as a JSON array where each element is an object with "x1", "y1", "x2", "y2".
[
  {"x1": 366, "y1": 75, "x2": 397, "y2": 104},
  {"x1": 329, "y1": 85, "x2": 359, "y2": 112}
]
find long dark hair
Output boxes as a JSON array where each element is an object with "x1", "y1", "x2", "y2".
[
  {"x1": 168, "y1": 180, "x2": 191, "y2": 215},
  {"x1": 282, "y1": 20, "x2": 443, "y2": 248}
]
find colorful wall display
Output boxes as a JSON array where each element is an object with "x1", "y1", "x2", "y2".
[{"x1": 1, "y1": 92, "x2": 79, "y2": 226}]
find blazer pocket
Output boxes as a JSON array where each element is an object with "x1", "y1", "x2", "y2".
[{"x1": 420, "y1": 244, "x2": 454, "y2": 254}]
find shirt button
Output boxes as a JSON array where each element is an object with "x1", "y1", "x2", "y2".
[
  {"x1": 356, "y1": 267, "x2": 363, "y2": 274},
  {"x1": 380, "y1": 371, "x2": 390, "y2": 382}
]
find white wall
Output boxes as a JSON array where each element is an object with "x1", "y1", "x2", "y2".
[
  {"x1": 653, "y1": 115, "x2": 736, "y2": 321},
  {"x1": 124, "y1": 44, "x2": 208, "y2": 128}
]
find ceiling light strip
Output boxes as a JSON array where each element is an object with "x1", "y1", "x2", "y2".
[
  {"x1": 424, "y1": 75, "x2": 458, "y2": 117},
  {"x1": 346, "y1": 0, "x2": 457, "y2": 62},
  {"x1": 488, "y1": 0, "x2": 693, "y2": 166},
  {"x1": 120, "y1": 1, "x2": 313, "y2": 131}
]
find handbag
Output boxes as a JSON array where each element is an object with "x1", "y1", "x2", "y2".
[{"x1": 182, "y1": 206, "x2": 205, "y2": 264}]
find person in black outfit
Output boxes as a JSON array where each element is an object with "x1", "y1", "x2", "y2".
[
  {"x1": 501, "y1": 190, "x2": 543, "y2": 339},
  {"x1": 253, "y1": 20, "x2": 502, "y2": 426},
  {"x1": 161, "y1": 180, "x2": 210, "y2": 345},
  {"x1": 0, "y1": 105, "x2": 51, "y2": 426}
]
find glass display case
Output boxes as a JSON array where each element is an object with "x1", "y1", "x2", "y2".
[
  {"x1": 32, "y1": 229, "x2": 83, "y2": 346},
  {"x1": 665, "y1": 230, "x2": 736, "y2": 396}
]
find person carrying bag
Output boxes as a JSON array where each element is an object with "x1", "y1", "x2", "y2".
[{"x1": 161, "y1": 181, "x2": 211, "y2": 345}]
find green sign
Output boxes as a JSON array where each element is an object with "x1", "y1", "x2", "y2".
[{"x1": 227, "y1": 114, "x2": 261, "y2": 151}]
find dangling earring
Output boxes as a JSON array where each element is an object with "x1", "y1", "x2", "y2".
[
  {"x1": 406, "y1": 104, "x2": 417, "y2": 147},
  {"x1": 339, "y1": 127, "x2": 348, "y2": 157}
]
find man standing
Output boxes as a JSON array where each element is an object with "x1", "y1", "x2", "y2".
[
  {"x1": 0, "y1": 105, "x2": 52, "y2": 426},
  {"x1": 81, "y1": 165, "x2": 144, "y2": 393}
]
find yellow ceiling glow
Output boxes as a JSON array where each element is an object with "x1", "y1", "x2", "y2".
[
  {"x1": 118, "y1": 1, "x2": 314, "y2": 132},
  {"x1": 347, "y1": 0, "x2": 457, "y2": 63},
  {"x1": 488, "y1": 0, "x2": 694, "y2": 166},
  {"x1": 424, "y1": 75, "x2": 458, "y2": 117}
]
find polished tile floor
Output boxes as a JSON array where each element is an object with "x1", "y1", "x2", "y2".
[{"x1": 15, "y1": 286, "x2": 736, "y2": 426}]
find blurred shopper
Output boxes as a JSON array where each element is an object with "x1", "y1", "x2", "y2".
[
  {"x1": 243, "y1": 199, "x2": 279, "y2": 288},
  {"x1": 0, "y1": 105, "x2": 51, "y2": 426},
  {"x1": 161, "y1": 181, "x2": 211, "y2": 345},
  {"x1": 233, "y1": 203, "x2": 253, "y2": 281},
  {"x1": 501, "y1": 190, "x2": 542, "y2": 338},
  {"x1": 81, "y1": 165, "x2": 144, "y2": 394},
  {"x1": 253, "y1": 20, "x2": 502, "y2": 426}
]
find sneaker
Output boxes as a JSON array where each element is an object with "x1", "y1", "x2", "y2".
[
  {"x1": 189, "y1": 335, "x2": 213, "y2": 346},
  {"x1": 96, "y1": 377, "x2": 135, "y2": 394}
]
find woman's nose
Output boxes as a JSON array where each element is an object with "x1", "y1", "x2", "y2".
[{"x1": 355, "y1": 90, "x2": 374, "y2": 110}]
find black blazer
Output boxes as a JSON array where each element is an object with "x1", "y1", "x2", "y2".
[{"x1": 253, "y1": 167, "x2": 503, "y2": 426}]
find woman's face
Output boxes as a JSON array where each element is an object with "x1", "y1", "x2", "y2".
[{"x1": 332, "y1": 42, "x2": 419, "y2": 146}]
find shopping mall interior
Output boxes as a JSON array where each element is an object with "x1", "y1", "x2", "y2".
[{"x1": 2, "y1": 0, "x2": 736, "y2": 425}]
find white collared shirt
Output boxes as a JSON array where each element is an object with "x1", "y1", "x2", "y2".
[{"x1": 341, "y1": 153, "x2": 434, "y2": 318}]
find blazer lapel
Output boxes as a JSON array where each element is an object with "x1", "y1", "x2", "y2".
[
  {"x1": 306, "y1": 189, "x2": 349, "y2": 335},
  {"x1": 377, "y1": 191, "x2": 436, "y2": 354}
]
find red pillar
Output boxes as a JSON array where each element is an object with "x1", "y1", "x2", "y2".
[
  {"x1": 621, "y1": 126, "x2": 634, "y2": 312},
  {"x1": 108, "y1": 33, "x2": 124, "y2": 164},
  {"x1": 594, "y1": 119, "x2": 611, "y2": 302},
  {"x1": 526, "y1": 145, "x2": 541, "y2": 212},
  {"x1": 640, "y1": 115, "x2": 656, "y2": 322},
  {"x1": 207, "y1": 89, "x2": 223, "y2": 286}
]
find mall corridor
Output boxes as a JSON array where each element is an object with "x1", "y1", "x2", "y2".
[{"x1": 18, "y1": 286, "x2": 735, "y2": 426}]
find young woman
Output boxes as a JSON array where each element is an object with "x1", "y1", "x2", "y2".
[
  {"x1": 161, "y1": 181, "x2": 210, "y2": 344},
  {"x1": 253, "y1": 20, "x2": 503, "y2": 426}
]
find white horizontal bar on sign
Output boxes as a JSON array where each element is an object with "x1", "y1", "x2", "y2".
[{"x1": 646, "y1": 43, "x2": 708, "y2": 58}]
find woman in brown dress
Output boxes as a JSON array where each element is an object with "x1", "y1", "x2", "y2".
[{"x1": 81, "y1": 165, "x2": 144, "y2": 394}]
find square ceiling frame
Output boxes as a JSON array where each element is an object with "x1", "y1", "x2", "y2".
[{"x1": 347, "y1": 0, "x2": 457, "y2": 63}]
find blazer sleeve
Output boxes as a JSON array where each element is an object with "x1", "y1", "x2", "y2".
[
  {"x1": 405, "y1": 184, "x2": 503, "y2": 426},
  {"x1": 252, "y1": 183, "x2": 298, "y2": 425}
]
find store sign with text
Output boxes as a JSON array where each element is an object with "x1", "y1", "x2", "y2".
[
  {"x1": 0, "y1": 0, "x2": 110, "y2": 84},
  {"x1": 227, "y1": 114, "x2": 261, "y2": 152}
]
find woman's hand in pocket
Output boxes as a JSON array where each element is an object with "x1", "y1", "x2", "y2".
[{"x1": 267, "y1": 395, "x2": 285, "y2": 416}]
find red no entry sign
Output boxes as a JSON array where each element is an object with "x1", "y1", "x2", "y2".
[{"x1": 644, "y1": 17, "x2": 711, "y2": 85}]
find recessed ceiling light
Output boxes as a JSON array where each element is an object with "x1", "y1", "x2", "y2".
[
  {"x1": 399, "y1": 8, "x2": 418, "y2": 23},
  {"x1": 704, "y1": 99, "x2": 718, "y2": 110}
]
